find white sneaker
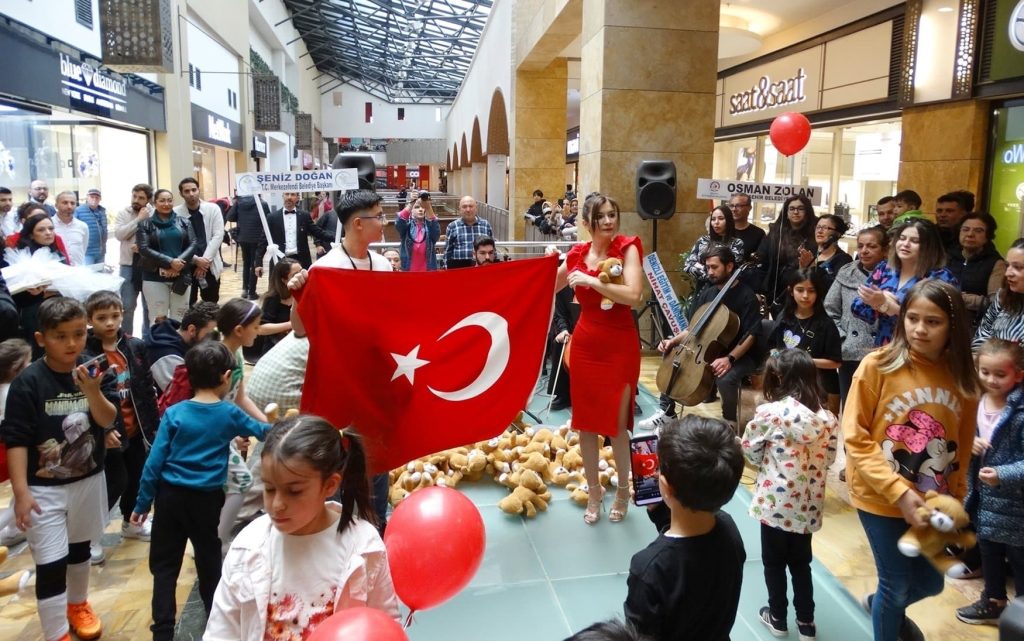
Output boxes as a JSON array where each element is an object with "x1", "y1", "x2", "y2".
[
  {"x1": 946, "y1": 562, "x2": 983, "y2": 580},
  {"x1": 121, "y1": 520, "x2": 152, "y2": 542},
  {"x1": 0, "y1": 524, "x2": 26, "y2": 547},
  {"x1": 638, "y1": 410, "x2": 671, "y2": 432},
  {"x1": 90, "y1": 542, "x2": 105, "y2": 565}
]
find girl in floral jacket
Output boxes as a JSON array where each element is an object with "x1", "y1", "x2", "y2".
[{"x1": 742, "y1": 349, "x2": 838, "y2": 640}]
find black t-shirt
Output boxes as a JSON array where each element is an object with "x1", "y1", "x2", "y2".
[
  {"x1": 768, "y1": 312, "x2": 842, "y2": 393},
  {"x1": 0, "y1": 358, "x2": 118, "y2": 486},
  {"x1": 733, "y1": 224, "x2": 766, "y2": 263},
  {"x1": 688, "y1": 281, "x2": 762, "y2": 354},
  {"x1": 625, "y1": 511, "x2": 746, "y2": 641},
  {"x1": 189, "y1": 207, "x2": 208, "y2": 258}
]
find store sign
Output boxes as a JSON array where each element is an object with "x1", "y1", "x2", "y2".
[
  {"x1": 728, "y1": 68, "x2": 807, "y2": 116},
  {"x1": 60, "y1": 52, "x2": 129, "y2": 117},
  {"x1": 720, "y1": 47, "x2": 823, "y2": 127},
  {"x1": 988, "y1": 104, "x2": 1024, "y2": 254},
  {"x1": 566, "y1": 130, "x2": 580, "y2": 157},
  {"x1": 235, "y1": 168, "x2": 359, "y2": 196},
  {"x1": 190, "y1": 103, "x2": 242, "y2": 150},
  {"x1": 696, "y1": 178, "x2": 823, "y2": 205},
  {"x1": 991, "y1": 0, "x2": 1024, "y2": 80},
  {"x1": 251, "y1": 134, "x2": 268, "y2": 159},
  {"x1": 407, "y1": 168, "x2": 420, "y2": 178}
]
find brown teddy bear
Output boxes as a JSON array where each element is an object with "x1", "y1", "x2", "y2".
[
  {"x1": 498, "y1": 486, "x2": 549, "y2": 518},
  {"x1": 596, "y1": 257, "x2": 624, "y2": 310},
  {"x1": 0, "y1": 546, "x2": 30, "y2": 596},
  {"x1": 897, "y1": 490, "x2": 976, "y2": 570}
]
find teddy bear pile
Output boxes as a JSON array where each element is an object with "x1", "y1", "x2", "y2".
[{"x1": 387, "y1": 413, "x2": 622, "y2": 518}]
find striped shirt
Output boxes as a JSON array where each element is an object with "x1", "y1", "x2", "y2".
[
  {"x1": 973, "y1": 294, "x2": 1024, "y2": 351},
  {"x1": 444, "y1": 217, "x2": 494, "y2": 263}
]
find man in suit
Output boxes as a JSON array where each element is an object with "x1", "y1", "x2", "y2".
[
  {"x1": 257, "y1": 192, "x2": 329, "y2": 277},
  {"x1": 175, "y1": 177, "x2": 225, "y2": 303}
]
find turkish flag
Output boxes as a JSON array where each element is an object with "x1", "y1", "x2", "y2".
[{"x1": 297, "y1": 256, "x2": 557, "y2": 473}]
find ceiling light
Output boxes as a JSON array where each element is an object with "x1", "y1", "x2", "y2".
[
  {"x1": 937, "y1": 6, "x2": 954, "y2": 12},
  {"x1": 719, "y1": 15, "x2": 763, "y2": 59}
]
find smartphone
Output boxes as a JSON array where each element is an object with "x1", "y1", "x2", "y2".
[
  {"x1": 82, "y1": 353, "x2": 109, "y2": 377},
  {"x1": 630, "y1": 434, "x2": 662, "y2": 506}
]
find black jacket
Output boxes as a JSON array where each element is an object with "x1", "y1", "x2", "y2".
[
  {"x1": 136, "y1": 213, "x2": 197, "y2": 276},
  {"x1": 257, "y1": 208, "x2": 332, "y2": 269},
  {"x1": 83, "y1": 330, "x2": 160, "y2": 446},
  {"x1": 227, "y1": 196, "x2": 273, "y2": 244},
  {"x1": 0, "y1": 274, "x2": 18, "y2": 341},
  {"x1": 313, "y1": 209, "x2": 342, "y2": 252},
  {"x1": 756, "y1": 216, "x2": 817, "y2": 309}
]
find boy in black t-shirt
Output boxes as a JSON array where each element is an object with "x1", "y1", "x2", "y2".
[
  {"x1": 1, "y1": 296, "x2": 121, "y2": 641},
  {"x1": 624, "y1": 415, "x2": 746, "y2": 641}
]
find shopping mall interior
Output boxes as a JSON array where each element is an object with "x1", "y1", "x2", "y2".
[{"x1": 1, "y1": 0, "x2": 1024, "y2": 639}]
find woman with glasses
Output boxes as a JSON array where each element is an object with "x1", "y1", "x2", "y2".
[
  {"x1": 137, "y1": 189, "x2": 197, "y2": 324},
  {"x1": 799, "y1": 214, "x2": 851, "y2": 292},
  {"x1": 756, "y1": 194, "x2": 817, "y2": 315},
  {"x1": 851, "y1": 218, "x2": 956, "y2": 346},
  {"x1": 682, "y1": 205, "x2": 745, "y2": 294}
]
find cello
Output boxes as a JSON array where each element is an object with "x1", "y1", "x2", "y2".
[{"x1": 655, "y1": 262, "x2": 751, "y2": 406}]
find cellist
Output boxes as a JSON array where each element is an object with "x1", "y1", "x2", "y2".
[{"x1": 641, "y1": 246, "x2": 762, "y2": 431}]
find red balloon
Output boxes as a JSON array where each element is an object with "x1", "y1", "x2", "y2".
[
  {"x1": 307, "y1": 607, "x2": 407, "y2": 641},
  {"x1": 769, "y1": 112, "x2": 812, "y2": 156},
  {"x1": 384, "y1": 486, "x2": 485, "y2": 611}
]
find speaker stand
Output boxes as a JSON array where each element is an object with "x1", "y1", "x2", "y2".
[{"x1": 637, "y1": 219, "x2": 668, "y2": 349}]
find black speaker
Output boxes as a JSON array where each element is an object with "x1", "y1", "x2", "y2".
[
  {"x1": 331, "y1": 153, "x2": 376, "y2": 191},
  {"x1": 636, "y1": 160, "x2": 676, "y2": 220}
]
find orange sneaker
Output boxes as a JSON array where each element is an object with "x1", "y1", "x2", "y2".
[{"x1": 67, "y1": 601, "x2": 102, "y2": 640}]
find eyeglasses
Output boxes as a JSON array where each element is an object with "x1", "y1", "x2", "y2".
[
  {"x1": 358, "y1": 213, "x2": 386, "y2": 222},
  {"x1": 788, "y1": 206, "x2": 807, "y2": 213},
  {"x1": 815, "y1": 225, "x2": 836, "y2": 232}
]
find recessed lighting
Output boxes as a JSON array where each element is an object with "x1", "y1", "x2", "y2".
[{"x1": 937, "y1": 6, "x2": 954, "y2": 12}]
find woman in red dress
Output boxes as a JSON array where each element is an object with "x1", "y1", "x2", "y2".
[{"x1": 554, "y1": 195, "x2": 643, "y2": 524}]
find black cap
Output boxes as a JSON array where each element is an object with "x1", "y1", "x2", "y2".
[{"x1": 418, "y1": 190, "x2": 431, "y2": 200}]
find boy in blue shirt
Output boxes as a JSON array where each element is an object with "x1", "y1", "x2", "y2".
[{"x1": 130, "y1": 340, "x2": 270, "y2": 641}]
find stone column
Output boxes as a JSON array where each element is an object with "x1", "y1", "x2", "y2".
[
  {"x1": 578, "y1": 0, "x2": 719, "y2": 276},
  {"x1": 511, "y1": 58, "x2": 569, "y2": 239},
  {"x1": 898, "y1": 100, "x2": 988, "y2": 210},
  {"x1": 154, "y1": 0, "x2": 195, "y2": 189}
]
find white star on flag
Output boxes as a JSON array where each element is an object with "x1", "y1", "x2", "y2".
[{"x1": 391, "y1": 345, "x2": 430, "y2": 384}]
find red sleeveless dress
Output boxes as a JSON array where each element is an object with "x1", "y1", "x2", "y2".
[{"x1": 565, "y1": 235, "x2": 642, "y2": 437}]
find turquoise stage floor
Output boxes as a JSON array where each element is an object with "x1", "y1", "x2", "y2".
[{"x1": 401, "y1": 387, "x2": 873, "y2": 641}]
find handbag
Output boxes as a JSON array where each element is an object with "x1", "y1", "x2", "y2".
[{"x1": 170, "y1": 270, "x2": 192, "y2": 295}]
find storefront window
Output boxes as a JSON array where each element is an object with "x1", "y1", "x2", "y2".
[
  {"x1": 988, "y1": 103, "x2": 1024, "y2": 255},
  {"x1": 193, "y1": 143, "x2": 217, "y2": 200},
  {"x1": 0, "y1": 103, "x2": 149, "y2": 205},
  {"x1": 712, "y1": 117, "x2": 900, "y2": 235}
]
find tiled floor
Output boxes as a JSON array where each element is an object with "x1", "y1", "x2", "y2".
[{"x1": 0, "y1": 242, "x2": 1001, "y2": 640}]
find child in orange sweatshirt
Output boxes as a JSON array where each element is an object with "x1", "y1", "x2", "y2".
[{"x1": 843, "y1": 279, "x2": 978, "y2": 641}]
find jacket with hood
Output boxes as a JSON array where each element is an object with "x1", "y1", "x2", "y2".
[
  {"x1": 824, "y1": 260, "x2": 879, "y2": 362},
  {"x1": 742, "y1": 396, "x2": 838, "y2": 534},
  {"x1": 145, "y1": 319, "x2": 188, "y2": 393},
  {"x1": 203, "y1": 506, "x2": 400, "y2": 641},
  {"x1": 965, "y1": 387, "x2": 1024, "y2": 546},
  {"x1": 83, "y1": 329, "x2": 160, "y2": 445}
]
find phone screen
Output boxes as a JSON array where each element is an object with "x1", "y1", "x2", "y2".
[{"x1": 630, "y1": 434, "x2": 662, "y2": 506}]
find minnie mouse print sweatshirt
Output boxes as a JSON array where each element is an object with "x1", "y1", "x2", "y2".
[{"x1": 842, "y1": 351, "x2": 977, "y2": 518}]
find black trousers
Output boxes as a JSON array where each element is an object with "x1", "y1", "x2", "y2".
[
  {"x1": 239, "y1": 242, "x2": 260, "y2": 297},
  {"x1": 761, "y1": 523, "x2": 815, "y2": 623},
  {"x1": 149, "y1": 481, "x2": 224, "y2": 641},
  {"x1": 980, "y1": 537, "x2": 1024, "y2": 601},
  {"x1": 104, "y1": 434, "x2": 148, "y2": 521},
  {"x1": 188, "y1": 273, "x2": 221, "y2": 305}
]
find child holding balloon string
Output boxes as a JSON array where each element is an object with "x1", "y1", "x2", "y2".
[{"x1": 203, "y1": 415, "x2": 399, "y2": 641}]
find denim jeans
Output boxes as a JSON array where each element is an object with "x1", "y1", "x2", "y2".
[
  {"x1": 858, "y1": 510, "x2": 944, "y2": 641},
  {"x1": 119, "y1": 265, "x2": 150, "y2": 340}
]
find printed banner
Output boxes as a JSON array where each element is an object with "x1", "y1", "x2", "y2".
[
  {"x1": 235, "y1": 168, "x2": 358, "y2": 196},
  {"x1": 696, "y1": 178, "x2": 823, "y2": 205},
  {"x1": 642, "y1": 253, "x2": 687, "y2": 335}
]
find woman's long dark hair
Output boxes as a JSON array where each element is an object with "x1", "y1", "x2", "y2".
[
  {"x1": 17, "y1": 213, "x2": 67, "y2": 264},
  {"x1": 262, "y1": 415, "x2": 376, "y2": 532},
  {"x1": 708, "y1": 205, "x2": 737, "y2": 243},
  {"x1": 762, "y1": 349, "x2": 825, "y2": 411},
  {"x1": 780, "y1": 267, "x2": 828, "y2": 322},
  {"x1": 999, "y1": 238, "x2": 1024, "y2": 315}
]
